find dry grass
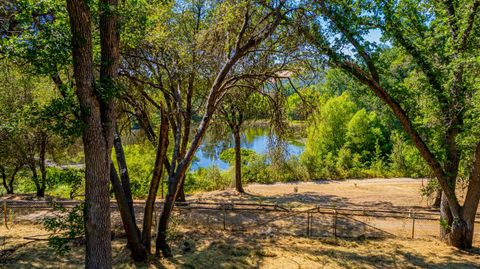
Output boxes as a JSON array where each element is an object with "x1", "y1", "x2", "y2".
[
  {"x1": 1, "y1": 223, "x2": 480, "y2": 268},
  {"x1": 2, "y1": 178, "x2": 480, "y2": 268}
]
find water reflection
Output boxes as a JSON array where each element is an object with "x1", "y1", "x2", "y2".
[{"x1": 191, "y1": 127, "x2": 304, "y2": 171}]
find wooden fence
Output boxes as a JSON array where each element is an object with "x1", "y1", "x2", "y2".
[{"x1": 2, "y1": 200, "x2": 480, "y2": 241}]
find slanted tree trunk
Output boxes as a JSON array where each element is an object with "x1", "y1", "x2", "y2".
[
  {"x1": 233, "y1": 126, "x2": 244, "y2": 193},
  {"x1": 154, "y1": 5, "x2": 283, "y2": 257},
  {"x1": 110, "y1": 164, "x2": 147, "y2": 261},
  {"x1": 113, "y1": 130, "x2": 136, "y2": 219},
  {"x1": 142, "y1": 112, "x2": 169, "y2": 252},
  {"x1": 111, "y1": 130, "x2": 148, "y2": 261},
  {"x1": 297, "y1": 0, "x2": 480, "y2": 250},
  {"x1": 156, "y1": 172, "x2": 183, "y2": 257},
  {"x1": 8, "y1": 169, "x2": 17, "y2": 194}
]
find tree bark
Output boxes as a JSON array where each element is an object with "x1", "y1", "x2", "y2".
[
  {"x1": 66, "y1": 0, "x2": 117, "y2": 267},
  {"x1": 154, "y1": 6, "x2": 283, "y2": 256},
  {"x1": 38, "y1": 133, "x2": 47, "y2": 198},
  {"x1": 440, "y1": 190, "x2": 470, "y2": 248},
  {"x1": 110, "y1": 164, "x2": 147, "y2": 261},
  {"x1": 176, "y1": 180, "x2": 187, "y2": 202},
  {"x1": 113, "y1": 130, "x2": 135, "y2": 219},
  {"x1": 433, "y1": 189, "x2": 442, "y2": 208},
  {"x1": 29, "y1": 163, "x2": 44, "y2": 197},
  {"x1": 233, "y1": 126, "x2": 244, "y2": 193},
  {"x1": 155, "y1": 179, "x2": 176, "y2": 257},
  {"x1": 142, "y1": 113, "x2": 169, "y2": 252},
  {"x1": 8, "y1": 169, "x2": 16, "y2": 194},
  {"x1": 1, "y1": 166, "x2": 15, "y2": 194}
]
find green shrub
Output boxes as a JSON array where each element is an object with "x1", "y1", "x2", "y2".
[
  {"x1": 47, "y1": 167, "x2": 84, "y2": 198},
  {"x1": 186, "y1": 166, "x2": 231, "y2": 192},
  {"x1": 43, "y1": 202, "x2": 85, "y2": 255}
]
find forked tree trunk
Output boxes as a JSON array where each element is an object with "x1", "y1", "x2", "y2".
[
  {"x1": 439, "y1": 194, "x2": 471, "y2": 248},
  {"x1": 112, "y1": 131, "x2": 148, "y2": 260},
  {"x1": 233, "y1": 127, "x2": 244, "y2": 193},
  {"x1": 176, "y1": 181, "x2": 187, "y2": 202},
  {"x1": 66, "y1": 0, "x2": 118, "y2": 267},
  {"x1": 442, "y1": 144, "x2": 480, "y2": 248},
  {"x1": 154, "y1": 7, "x2": 282, "y2": 256},
  {"x1": 1, "y1": 166, "x2": 15, "y2": 194}
]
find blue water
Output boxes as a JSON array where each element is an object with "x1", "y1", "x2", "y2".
[{"x1": 191, "y1": 132, "x2": 304, "y2": 171}]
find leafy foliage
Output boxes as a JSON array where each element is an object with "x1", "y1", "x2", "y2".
[{"x1": 43, "y1": 202, "x2": 85, "y2": 255}]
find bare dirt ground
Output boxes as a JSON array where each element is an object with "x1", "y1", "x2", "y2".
[
  {"x1": 192, "y1": 178, "x2": 437, "y2": 209},
  {"x1": 1, "y1": 178, "x2": 480, "y2": 268}
]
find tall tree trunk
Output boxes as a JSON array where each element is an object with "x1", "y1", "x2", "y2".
[
  {"x1": 66, "y1": 0, "x2": 116, "y2": 267},
  {"x1": 38, "y1": 134, "x2": 47, "y2": 198},
  {"x1": 233, "y1": 126, "x2": 244, "y2": 193},
  {"x1": 433, "y1": 189, "x2": 442, "y2": 208},
  {"x1": 155, "y1": 174, "x2": 178, "y2": 257},
  {"x1": 1, "y1": 166, "x2": 14, "y2": 194},
  {"x1": 1, "y1": 166, "x2": 7, "y2": 193},
  {"x1": 110, "y1": 164, "x2": 147, "y2": 261},
  {"x1": 7, "y1": 171, "x2": 15, "y2": 194},
  {"x1": 29, "y1": 163, "x2": 44, "y2": 197},
  {"x1": 142, "y1": 115, "x2": 169, "y2": 252},
  {"x1": 113, "y1": 130, "x2": 135, "y2": 219},
  {"x1": 176, "y1": 181, "x2": 186, "y2": 202},
  {"x1": 455, "y1": 142, "x2": 480, "y2": 248}
]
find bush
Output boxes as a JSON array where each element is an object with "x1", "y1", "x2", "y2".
[
  {"x1": 43, "y1": 202, "x2": 85, "y2": 255},
  {"x1": 389, "y1": 131, "x2": 430, "y2": 177},
  {"x1": 186, "y1": 166, "x2": 231, "y2": 192},
  {"x1": 47, "y1": 167, "x2": 84, "y2": 198}
]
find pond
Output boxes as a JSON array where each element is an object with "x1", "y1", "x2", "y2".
[{"x1": 191, "y1": 127, "x2": 305, "y2": 171}]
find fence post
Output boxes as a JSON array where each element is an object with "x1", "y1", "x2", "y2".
[
  {"x1": 222, "y1": 204, "x2": 226, "y2": 230},
  {"x1": 3, "y1": 201, "x2": 8, "y2": 229},
  {"x1": 362, "y1": 207, "x2": 366, "y2": 235},
  {"x1": 309, "y1": 211, "x2": 313, "y2": 237},
  {"x1": 333, "y1": 210, "x2": 337, "y2": 239},
  {"x1": 306, "y1": 211, "x2": 311, "y2": 237},
  {"x1": 411, "y1": 210, "x2": 416, "y2": 239}
]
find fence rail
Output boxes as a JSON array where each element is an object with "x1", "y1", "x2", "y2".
[{"x1": 2, "y1": 200, "x2": 480, "y2": 241}]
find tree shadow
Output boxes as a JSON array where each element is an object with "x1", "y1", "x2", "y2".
[
  {"x1": 136, "y1": 232, "x2": 480, "y2": 269},
  {"x1": 192, "y1": 189, "x2": 438, "y2": 213}
]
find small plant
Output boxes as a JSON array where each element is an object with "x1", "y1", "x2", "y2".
[
  {"x1": 43, "y1": 202, "x2": 85, "y2": 255},
  {"x1": 439, "y1": 218, "x2": 450, "y2": 231}
]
